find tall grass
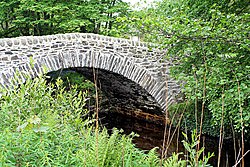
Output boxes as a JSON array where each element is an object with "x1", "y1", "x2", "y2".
[
  {"x1": 0, "y1": 76, "x2": 163, "y2": 166},
  {"x1": 0, "y1": 74, "x2": 216, "y2": 166}
]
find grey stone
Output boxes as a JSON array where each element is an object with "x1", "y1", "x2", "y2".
[{"x1": 0, "y1": 33, "x2": 182, "y2": 112}]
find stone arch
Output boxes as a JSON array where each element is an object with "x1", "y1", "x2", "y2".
[{"x1": 0, "y1": 33, "x2": 182, "y2": 112}]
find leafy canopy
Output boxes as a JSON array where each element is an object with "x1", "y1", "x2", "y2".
[{"x1": 118, "y1": 0, "x2": 250, "y2": 133}]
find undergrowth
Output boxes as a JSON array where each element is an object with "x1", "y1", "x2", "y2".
[{"x1": 0, "y1": 75, "x2": 213, "y2": 166}]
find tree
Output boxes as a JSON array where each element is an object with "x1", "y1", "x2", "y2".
[
  {"x1": 0, "y1": 0, "x2": 130, "y2": 37},
  {"x1": 125, "y1": 0, "x2": 250, "y2": 134},
  {"x1": 125, "y1": 1, "x2": 249, "y2": 166}
]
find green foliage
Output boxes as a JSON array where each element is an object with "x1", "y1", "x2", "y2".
[
  {"x1": 163, "y1": 130, "x2": 214, "y2": 167},
  {"x1": 0, "y1": 74, "x2": 215, "y2": 166},
  {"x1": 54, "y1": 70, "x2": 95, "y2": 93},
  {"x1": 48, "y1": 70, "x2": 97, "y2": 109},
  {"x1": 182, "y1": 130, "x2": 214, "y2": 167},
  {"x1": 168, "y1": 102, "x2": 219, "y2": 136},
  {"x1": 0, "y1": 76, "x2": 166, "y2": 166},
  {"x1": 125, "y1": 0, "x2": 250, "y2": 134},
  {"x1": 0, "y1": 76, "x2": 88, "y2": 130},
  {"x1": 183, "y1": 0, "x2": 250, "y2": 19},
  {"x1": 163, "y1": 153, "x2": 186, "y2": 167},
  {"x1": 0, "y1": 0, "x2": 130, "y2": 37}
]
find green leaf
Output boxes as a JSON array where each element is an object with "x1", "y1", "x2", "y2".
[{"x1": 33, "y1": 126, "x2": 49, "y2": 133}]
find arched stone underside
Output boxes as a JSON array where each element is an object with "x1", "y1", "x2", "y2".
[
  {"x1": 68, "y1": 67, "x2": 163, "y2": 115},
  {"x1": 0, "y1": 33, "x2": 182, "y2": 111}
]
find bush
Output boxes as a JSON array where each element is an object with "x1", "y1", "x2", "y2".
[
  {"x1": 0, "y1": 76, "x2": 213, "y2": 166},
  {"x1": 0, "y1": 76, "x2": 161, "y2": 166}
]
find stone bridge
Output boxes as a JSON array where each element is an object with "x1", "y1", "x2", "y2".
[{"x1": 0, "y1": 33, "x2": 181, "y2": 113}]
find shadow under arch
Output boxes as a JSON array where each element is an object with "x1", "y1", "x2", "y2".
[{"x1": 47, "y1": 67, "x2": 164, "y2": 117}]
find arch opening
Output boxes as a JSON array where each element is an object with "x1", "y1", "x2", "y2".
[{"x1": 47, "y1": 68, "x2": 164, "y2": 120}]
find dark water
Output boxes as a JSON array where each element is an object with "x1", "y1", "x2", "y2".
[{"x1": 99, "y1": 111, "x2": 250, "y2": 167}]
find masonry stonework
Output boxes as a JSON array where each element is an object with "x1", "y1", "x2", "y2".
[{"x1": 0, "y1": 33, "x2": 181, "y2": 111}]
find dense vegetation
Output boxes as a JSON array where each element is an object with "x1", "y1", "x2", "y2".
[
  {"x1": 118, "y1": 0, "x2": 250, "y2": 134},
  {"x1": 0, "y1": 0, "x2": 249, "y2": 166},
  {"x1": 0, "y1": 0, "x2": 130, "y2": 37},
  {"x1": 0, "y1": 76, "x2": 213, "y2": 166},
  {"x1": 118, "y1": 1, "x2": 249, "y2": 166},
  {"x1": 0, "y1": 76, "x2": 153, "y2": 166}
]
